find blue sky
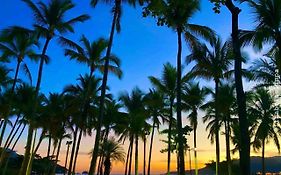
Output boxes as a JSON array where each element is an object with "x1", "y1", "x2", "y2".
[
  {"x1": 1, "y1": 0, "x2": 254, "y2": 97},
  {"x1": 1, "y1": 0, "x2": 271, "y2": 173}
]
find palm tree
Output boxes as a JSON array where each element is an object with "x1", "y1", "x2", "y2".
[
  {"x1": 143, "y1": 89, "x2": 167, "y2": 175},
  {"x1": 240, "y1": 0, "x2": 281, "y2": 75},
  {"x1": 60, "y1": 36, "x2": 122, "y2": 78},
  {"x1": 250, "y1": 49, "x2": 279, "y2": 87},
  {"x1": 217, "y1": 84, "x2": 236, "y2": 175},
  {"x1": 119, "y1": 87, "x2": 148, "y2": 175},
  {"x1": 148, "y1": 62, "x2": 176, "y2": 175},
  {"x1": 88, "y1": 0, "x2": 144, "y2": 172},
  {"x1": 211, "y1": 1, "x2": 251, "y2": 174},
  {"x1": 182, "y1": 82, "x2": 208, "y2": 175},
  {"x1": 63, "y1": 74, "x2": 101, "y2": 175},
  {"x1": 22, "y1": 0, "x2": 90, "y2": 93},
  {"x1": 247, "y1": 88, "x2": 281, "y2": 175},
  {"x1": 20, "y1": 1, "x2": 89, "y2": 173},
  {"x1": 14, "y1": 84, "x2": 45, "y2": 175},
  {"x1": 144, "y1": 1, "x2": 214, "y2": 173},
  {"x1": 41, "y1": 93, "x2": 71, "y2": 175},
  {"x1": 0, "y1": 26, "x2": 37, "y2": 91},
  {"x1": 96, "y1": 99, "x2": 125, "y2": 175},
  {"x1": 64, "y1": 140, "x2": 72, "y2": 175},
  {"x1": 95, "y1": 138, "x2": 125, "y2": 175},
  {"x1": 187, "y1": 37, "x2": 232, "y2": 175},
  {"x1": 0, "y1": 65, "x2": 12, "y2": 91}
]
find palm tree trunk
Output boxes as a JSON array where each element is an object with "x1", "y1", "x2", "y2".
[
  {"x1": 99, "y1": 156, "x2": 104, "y2": 175},
  {"x1": 89, "y1": 1, "x2": 119, "y2": 174},
  {"x1": 125, "y1": 139, "x2": 132, "y2": 175},
  {"x1": 104, "y1": 157, "x2": 111, "y2": 175},
  {"x1": 188, "y1": 149, "x2": 192, "y2": 175},
  {"x1": 225, "y1": 1, "x2": 250, "y2": 175},
  {"x1": 11, "y1": 60, "x2": 21, "y2": 91},
  {"x1": 68, "y1": 127, "x2": 78, "y2": 175},
  {"x1": 11, "y1": 124, "x2": 26, "y2": 151},
  {"x1": 35, "y1": 37, "x2": 51, "y2": 93},
  {"x1": 147, "y1": 121, "x2": 155, "y2": 175},
  {"x1": 97, "y1": 155, "x2": 102, "y2": 175},
  {"x1": 143, "y1": 136, "x2": 146, "y2": 175},
  {"x1": 225, "y1": 118, "x2": 232, "y2": 175},
  {"x1": 64, "y1": 143, "x2": 71, "y2": 175},
  {"x1": 128, "y1": 136, "x2": 134, "y2": 175},
  {"x1": 72, "y1": 128, "x2": 83, "y2": 173},
  {"x1": 6, "y1": 121, "x2": 22, "y2": 149},
  {"x1": 176, "y1": 27, "x2": 185, "y2": 175},
  {"x1": 47, "y1": 135, "x2": 52, "y2": 158},
  {"x1": 0, "y1": 120, "x2": 7, "y2": 147},
  {"x1": 167, "y1": 100, "x2": 173, "y2": 175},
  {"x1": 214, "y1": 80, "x2": 220, "y2": 175},
  {"x1": 26, "y1": 128, "x2": 38, "y2": 175},
  {"x1": 0, "y1": 115, "x2": 21, "y2": 168},
  {"x1": 52, "y1": 137, "x2": 63, "y2": 175},
  {"x1": 262, "y1": 139, "x2": 265, "y2": 175},
  {"x1": 33, "y1": 130, "x2": 46, "y2": 155},
  {"x1": 194, "y1": 127, "x2": 198, "y2": 175},
  {"x1": 135, "y1": 135, "x2": 139, "y2": 175},
  {"x1": 20, "y1": 35, "x2": 52, "y2": 175},
  {"x1": 19, "y1": 125, "x2": 33, "y2": 175},
  {"x1": 0, "y1": 120, "x2": 4, "y2": 131}
]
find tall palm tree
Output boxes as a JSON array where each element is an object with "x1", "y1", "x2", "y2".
[
  {"x1": 88, "y1": 0, "x2": 144, "y2": 173},
  {"x1": 143, "y1": 89, "x2": 167, "y2": 175},
  {"x1": 60, "y1": 35, "x2": 122, "y2": 78},
  {"x1": 20, "y1": 1, "x2": 89, "y2": 173},
  {"x1": 96, "y1": 99, "x2": 126, "y2": 175},
  {"x1": 149, "y1": 62, "x2": 176, "y2": 175},
  {"x1": 247, "y1": 88, "x2": 281, "y2": 175},
  {"x1": 187, "y1": 36, "x2": 232, "y2": 175},
  {"x1": 144, "y1": 1, "x2": 214, "y2": 173},
  {"x1": 182, "y1": 82, "x2": 208, "y2": 175},
  {"x1": 211, "y1": 1, "x2": 251, "y2": 174},
  {"x1": 14, "y1": 84, "x2": 45, "y2": 175},
  {"x1": 216, "y1": 83, "x2": 236, "y2": 175},
  {"x1": 0, "y1": 27, "x2": 39, "y2": 170},
  {"x1": 119, "y1": 87, "x2": 148, "y2": 175},
  {"x1": 64, "y1": 74, "x2": 101, "y2": 175},
  {"x1": 40, "y1": 93, "x2": 71, "y2": 175}
]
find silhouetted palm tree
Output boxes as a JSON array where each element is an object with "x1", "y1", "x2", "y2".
[
  {"x1": 60, "y1": 36, "x2": 122, "y2": 78},
  {"x1": 144, "y1": 89, "x2": 167, "y2": 175},
  {"x1": 247, "y1": 88, "x2": 281, "y2": 175},
  {"x1": 95, "y1": 138, "x2": 125, "y2": 175},
  {"x1": 187, "y1": 36, "x2": 232, "y2": 175},
  {"x1": 88, "y1": 0, "x2": 143, "y2": 172},
  {"x1": 0, "y1": 26, "x2": 38, "y2": 90},
  {"x1": 119, "y1": 87, "x2": 148, "y2": 175},
  {"x1": 64, "y1": 74, "x2": 101, "y2": 175},
  {"x1": 149, "y1": 62, "x2": 176, "y2": 175},
  {"x1": 182, "y1": 82, "x2": 208, "y2": 175},
  {"x1": 144, "y1": 1, "x2": 215, "y2": 173},
  {"x1": 20, "y1": 1, "x2": 89, "y2": 173}
]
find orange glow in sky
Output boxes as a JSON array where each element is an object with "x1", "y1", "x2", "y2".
[{"x1": 13, "y1": 116, "x2": 281, "y2": 174}]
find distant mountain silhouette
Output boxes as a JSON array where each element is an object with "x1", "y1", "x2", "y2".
[{"x1": 168, "y1": 156, "x2": 281, "y2": 175}]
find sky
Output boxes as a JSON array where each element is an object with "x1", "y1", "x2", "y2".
[{"x1": 0, "y1": 0, "x2": 280, "y2": 174}]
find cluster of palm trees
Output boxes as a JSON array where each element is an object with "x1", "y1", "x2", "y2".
[{"x1": 0, "y1": 0, "x2": 281, "y2": 175}]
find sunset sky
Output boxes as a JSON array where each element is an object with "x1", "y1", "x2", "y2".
[{"x1": 0, "y1": 0, "x2": 280, "y2": 174}]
